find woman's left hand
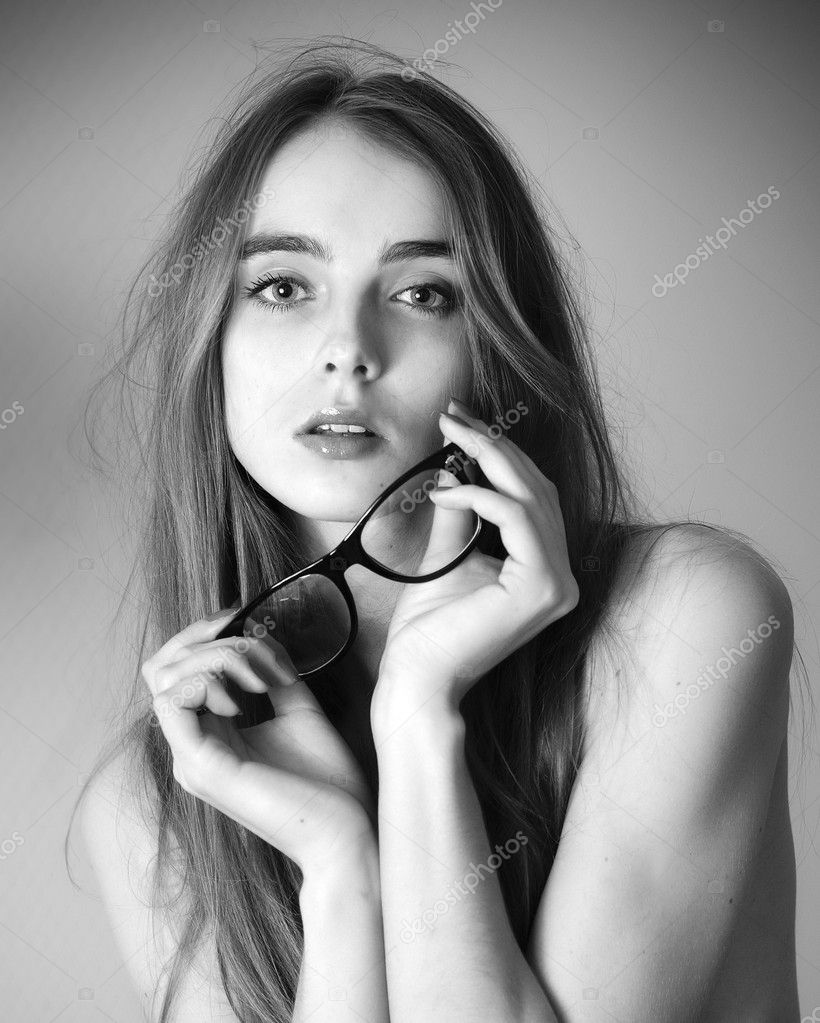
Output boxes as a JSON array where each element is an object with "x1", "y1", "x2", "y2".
[{"x1": 372, "y1": 398, "x2": 580, "y2": 725}]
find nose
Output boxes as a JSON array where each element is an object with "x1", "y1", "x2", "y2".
[{"x1": 313, "y1": 324, "x2": 382, "y2": 384}]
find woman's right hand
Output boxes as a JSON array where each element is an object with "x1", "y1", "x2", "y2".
[{"x1": 141, "y1": 608, "x2": 377, "y2": 877}]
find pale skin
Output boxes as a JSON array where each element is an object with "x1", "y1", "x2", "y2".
[{"x1": 124, "y1": 121, "x2": 798, "y2": 1021}]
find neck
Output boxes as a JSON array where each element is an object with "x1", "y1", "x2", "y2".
[{"x1": 344, "y1": 565, "x2": 400, "y2": 678}]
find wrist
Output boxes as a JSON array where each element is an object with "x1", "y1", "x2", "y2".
[
  {"x1": 299, "y1": 829, "x2": 381, "y2": 908},
  {"x1": 370, "y1": 676, "x2": 465, "y2": 745}
]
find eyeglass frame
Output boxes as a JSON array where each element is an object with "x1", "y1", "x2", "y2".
[{"x1": 199, "y1": 440, "x2": 486, "y2": 726}]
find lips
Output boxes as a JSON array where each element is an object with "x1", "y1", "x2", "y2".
[
  {"x1": 296, "y1": 429, "x2": 385, "y2": 460},
  {"x1": 297, "y1": 407, "x2": 383, "y2": 437}
]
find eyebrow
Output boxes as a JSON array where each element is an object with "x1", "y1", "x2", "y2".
[{"x1": 239, "y1": 232, "x2": 454, "y2": 265}]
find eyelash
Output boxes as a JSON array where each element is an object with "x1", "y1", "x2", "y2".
[{"x1": 242, "y1": 273, "x2": 457, "y2": 318}]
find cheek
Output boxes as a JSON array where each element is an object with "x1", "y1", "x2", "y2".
[
  {"x1": 409, "y1": 357, "x2": 472, "y2": 448},
  {"x1": 427, "y1": 349, "x2": 473, "y2": 409},
  {"x1": 221, "y1": 342, "x2": 255, "y2": 434},
  {"x1": 220, "y1": 351, "x2": 288, "y2": 491},
  {"x1": 221, "y1": 326, "x2": 289, "y2": 419},
  {"x1": 220, "y1": 338, "x2": 283, "y2": 460}
]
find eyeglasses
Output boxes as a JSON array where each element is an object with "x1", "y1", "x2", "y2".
[{"x1": 200, "y1": 441, "x2": 485, "y2": 726}]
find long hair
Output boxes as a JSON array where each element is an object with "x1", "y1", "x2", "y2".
[{"x1": 64, "y1": 37, "x2": 812, "y2": 1023}]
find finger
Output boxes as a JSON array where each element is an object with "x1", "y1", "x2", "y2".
[
  {"x1": 164, "y1": 627, "x2": 305, "y2": 691},
  {"x1": 446, "y1": 400, "x2": 552, "y2": 491},
  {"x1": 263, "y1": 672, "x2": 328, "y2": 717},
  {"x1": 439, "y1": 412, "x2": 535, "y2": 504},
  {"x1": 149, "y1": 604, "x2": 242, "y2": 668},
  {"x1": 240, "y1": 635, "x2": 327, "y2": 711},
  {"x1": 417, "y1": 474, "x2": 477, "y2": 575},
  {"x1": 238, "y1": 629, "x2": 300, "y2": 687},
  {"x1": 224, "y1": 633, "x2": 332, "y2": 716},
  {"x1": 428, "y1": 483, "x2": 550, "y2": 582},
  {"x1": 178, "y1": 632, "x2": 300, "y2": 688},
  {"x1": 152, "y1": 674, "x2": 240, "y2": 760},
  {"x1": 161, "y1": 634, "x2": 268, "y2": 672},
  {"x1": 146, "y1": 643, "x2": 270, "y2": 700},
  {"x1": 198, "y1": 699, "x2": 241, "y2": 749}
]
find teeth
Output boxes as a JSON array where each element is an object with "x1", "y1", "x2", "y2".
[{"x1": 313, "y1": 423, "x2": 371, "y2": 434}]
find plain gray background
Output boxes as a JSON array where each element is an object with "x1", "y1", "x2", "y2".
[{"x1": 0, "y1": 0, "x2": 818, "y2": 1019}]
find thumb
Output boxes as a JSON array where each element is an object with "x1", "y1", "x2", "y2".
[
  {"x1": 264, "y1": 672, "x2": 326, "y2": 717},
  {"x1": 419, "y1": 472, "x2": 475, "y2": 574}
]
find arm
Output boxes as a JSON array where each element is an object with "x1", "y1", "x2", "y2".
[
  {"x1": 522, "y1": 531, "x2": 796, "y2": 1020},
  {"x1": 371, "y1": 704, "x2": 556, "y2": 1023},
  {"x1": 370, "y1": 529, "x2": 795, "y2": 1022},
  {"x1": 293, "y1": 834, "x2": 389, "y2": 1022}
]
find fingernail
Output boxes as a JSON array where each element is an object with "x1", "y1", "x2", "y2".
[
  {"x1": 449, "y1": 396, "x2": 474, "y2": 416},
  {"x1": 440, "y1": 410, "x2": 467, "y2": 425},
  {"x1": 204, "y1": 608, "x2": 231, "y2": 621}
]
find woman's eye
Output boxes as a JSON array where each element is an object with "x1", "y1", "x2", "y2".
[
  {"x1": 243, "y1": 273, "x2": 310, "y2": 313},
  {"x1": 242, "y1": 274, "x2": 456, "y2": 318},
  {"x1": 392, "y1": 282, "x2": 456, "y2": 318}
]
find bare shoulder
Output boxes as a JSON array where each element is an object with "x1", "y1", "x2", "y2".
[
  {"x1": 79, "y1": 748, "x2": 163, "y2": 906},
  {"x1": 78, "y1": 750, "x2": 177, "y2": 1015},
  {"x1": 581, "y1": 521, "x2": 794, "y2": 755},
  {"x1": 596, "y1": 522, "x2": 790, "y2": 627},
  {"x1": 79, "y1": 748, "x2": 239, "y2": 1021}
]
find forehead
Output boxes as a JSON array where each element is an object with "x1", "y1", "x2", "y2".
[{"x1": 248, "y1": 123, "x2": 450, "y2": 243}]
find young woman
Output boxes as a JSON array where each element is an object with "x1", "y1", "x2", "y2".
[{"x1": 68, "y1": 37, "x2": 805, "y2": 1023}]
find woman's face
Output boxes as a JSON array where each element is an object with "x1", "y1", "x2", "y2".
[{"x1": 222, "y1": 122, "x2": 472, "y2": 555}]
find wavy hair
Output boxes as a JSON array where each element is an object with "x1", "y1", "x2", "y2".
[{"x1": 64, "y1": 36, "x2": 812, "y2": 1023}]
